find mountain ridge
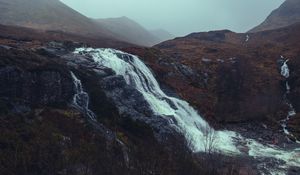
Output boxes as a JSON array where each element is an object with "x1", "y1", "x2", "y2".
[
  {"x1": 249, "y1": 0, "x2": 300, "y2": 32},
  {"x1": 0, "y1": 0, "x2": 172, "y2": 46},
  {"x1": 95, "y1": 16, "x2": 161, "y2": 46},
  {"x1": 0, "y1": 0, "x2": 116, "y2": 38}
]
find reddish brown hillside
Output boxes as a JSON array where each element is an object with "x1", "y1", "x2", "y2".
[
  {"x1": 124, "y1": 24, "x2": 300, "y2": 139},
  {"x1": 249, "y1": 0, "x2": 300, "y2": 32},
  {"x1": 0, "y1": 24, "x2": 133, "y2": 48}
]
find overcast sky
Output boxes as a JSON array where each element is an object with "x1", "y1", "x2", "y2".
[{"x1": 60, "y1": 0, "x2": 284, "y2": 36}]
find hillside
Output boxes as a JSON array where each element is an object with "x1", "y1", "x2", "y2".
[
  {"x1": 0, "y1": 0, "x2": 117, "y2": 38},
  {"x1": 124, "y1": 23, "x2": 300, "y2": 143},
  {"x1": 95, "y1": 17, "x2": 161, "y2": 46},
  {"x1": 1, "y1": 1, "x2": 300, "y2": 174},
  {"x1": 150, "y1": 29, "x2": 175, "y2": 42},
  {"x1": 0, "y1": 25, "x2": 259, "y2": 175},
  {"x1": 249, "y1": 0, "x2": 300, "y2": 32},
  {"x1": 0, "y1": 24, "x2": 133, "y2": 48}
]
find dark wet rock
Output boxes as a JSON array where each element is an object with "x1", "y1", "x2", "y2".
[
  {"x1": 37, "y1": 41, "x2": 84, "y2": 57},
  {"x1": 0, "y1": 66, "x2": 74, "y2": 109},
  {"x1": 288, "y1": 166, "x2": 300, "y2": 175},
  {"x1": 61, "y1": 48, "x2": 182, "y2": 146},
  {"x1": 100, "y1": 75, "x2": 176, "y2": 142},
  {"x1": 0, "y1": 44, "x2": 12, "y2": 50},
  {"x1": 186, "y1": 30, "x2": 232, "y2": 42},
  {"x1": 175, "y1": 64, "x2": 194, "y2": 77}
]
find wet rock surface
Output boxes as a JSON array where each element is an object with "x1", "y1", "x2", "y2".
[{"x1": 0, "y1": 66, "x2": 74, "y2": 107}]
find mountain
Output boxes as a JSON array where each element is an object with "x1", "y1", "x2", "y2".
[
  {"x1": 150, "y1": 29, "x2": 175, "y2": 42},
  {"x1": 0, "y1": 0, "x2": 173, "y2": 46},
  {"x1": 249, "y1": 0, "x2": 300, "y2": 32},
  {"x1": 0, "y1": 0, "x2": 116, "y2": 38},
  {"x1": 95, "y1": 16, "x2": 161, "y2": 46}
]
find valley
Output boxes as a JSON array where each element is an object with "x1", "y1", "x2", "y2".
[{"x1": 0, "y1": 0, "x2": 300, "y2": 175}]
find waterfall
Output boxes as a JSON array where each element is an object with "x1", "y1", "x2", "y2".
[
  {"x1": 70, "y1": 71, "x2": 97, "y2": 121},
  {"x1": 245, "y1": 35, "x2": 250, "y2": 42},
  {"x1": 281, "y1": 59, "x2": 290, "y2": 78},
  {"x1": 74, "y1": 48, "x2": 300, "y2": 174},
  {"x1": 280, "y1": 57, "x2": 299, "y2": 142},
  {"x1": 70, "y1": 71, "x2": 130, "y2": 165},
  {"x1": 73, "y1": 47, "x2": 237, "y2": 153}
]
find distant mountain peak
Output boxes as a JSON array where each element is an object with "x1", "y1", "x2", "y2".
[
  {"x1": 249, "y1": 0, "x2": 300, "y2": 32},
  {"x1": 0, "y1": 0, "x2": 174, "y2": 46},
  {"x1": 95, "y1": 17, "x2": 172, "y2": 46},
  {"x1": 0, "y1": 0, "x2": 114, "y2": 38}
]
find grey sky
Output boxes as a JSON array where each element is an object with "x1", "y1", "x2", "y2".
[{"x1": 60, "y1": 0, "x2": 284, "y2": 36}]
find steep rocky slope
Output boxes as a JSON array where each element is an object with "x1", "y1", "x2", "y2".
[
  {"x1": 0, "y1": 26, "x2": 260, "y2": 175},
  {"x1": 249, "y1": 0, "x2": 300, "y2": 32},
  {"x1": 0, "y1": 37, "x2": 190, "y2": 175},
  {"x1": 95, "y1": 17, "x2": 161, "y2": 46},
  {"x1": 124, "y1": 23, "x2": 300, "y2": 141}
]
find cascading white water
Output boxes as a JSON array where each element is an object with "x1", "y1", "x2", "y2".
[
  {"x1": 74, "y1": 47, "x2": 237, "y2": 153},
  {"x1": 70, "y1": 71, "x2": 130, "y2": 165},
  {"x1": 70, "y1": 71, "x2": 97, "y2": 121},
  {"x1": 281, "y1": 59, "x2": 290, "y2": 78},
  {"x1": 245, "y1": 35, "x2": 250, "y2": 42},
  {"x1": 280, "y1": 57, "x2": 299, "y2": 143},
  {"x1": 74, "y1": 48, "x2": 300, "y2": 174}
]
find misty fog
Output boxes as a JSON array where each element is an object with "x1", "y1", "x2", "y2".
[{"x1": 61, "y1": 0, "x2": 284, "y2": 36}]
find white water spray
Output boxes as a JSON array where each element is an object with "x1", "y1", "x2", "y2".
[
  {"x1": 74, "y1": 48, "x2": 300, "y2": 174},
  {"x1": 281, "y1": 59, "x2": 290, "y2": 78},
  {"x1": 245, "y1": 35, "x2": 250, "y2": 42},
  {"x1": 71, "y1": 71, "x2": 97, "y2": 121},
  {"x1": 70, "y1": 71, "x2": 130, "y2": 165},
  {"x1": 280, "y1": 57, "x2": 299, "y2": 142}
]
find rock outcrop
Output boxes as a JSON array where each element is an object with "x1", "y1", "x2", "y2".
[{"x1": 0, "y1": 67, "x2": 74, "y2": 107}]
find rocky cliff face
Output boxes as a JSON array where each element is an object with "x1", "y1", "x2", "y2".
[
  {"x1": 0, "y1": 34, "x2": 229, "y2": 175},
  {"x1": 249, "y1": 0, "x2": 300, "y2": 32},
  {"x1": 0, "y1": 45, "x2": 75, "y2": 113},
  {"x1": 0, "y1": 67, "x2": 74, "y2": 108}
]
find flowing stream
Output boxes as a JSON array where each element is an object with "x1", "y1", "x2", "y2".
[
  {"x1": 71, "y1": 71, "x2": 97, "y2": 121},
  {"x1": 73, "y1": 48, "x2": 300, "y2": 175},
  {"x1": 70, "y1": 71, "x2": 130, "y2": 165},
  {"x1": 280, "y1": 57, "x2": 299, "y2": 143}
]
